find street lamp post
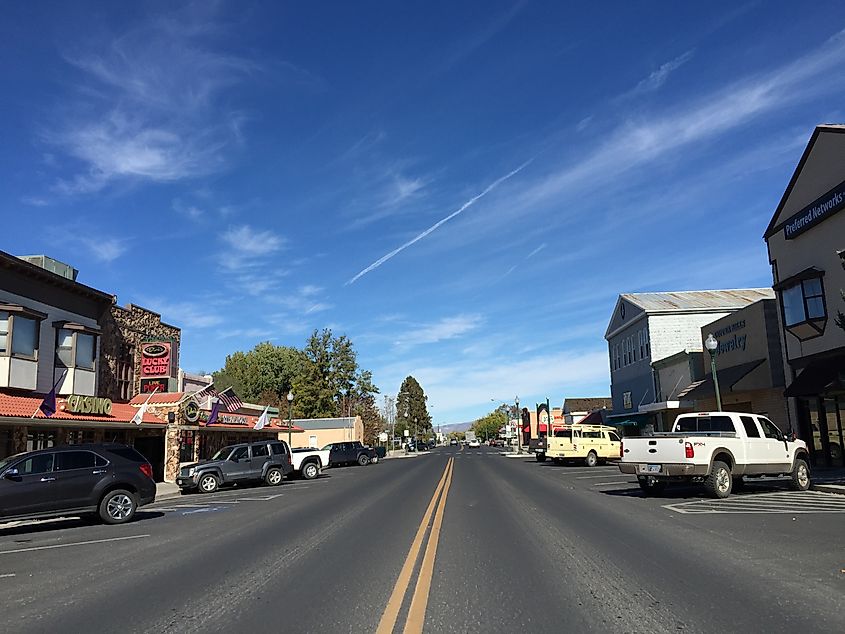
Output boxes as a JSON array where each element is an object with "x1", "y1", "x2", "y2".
[
  {"x1": 704, "y1": 334, "x2": 722, "y2": 412},
  {"x1": 413, "y1": 417, "x2": 418, "y2": 445},
  {"x1": 286, "y1": 390, "x2": 294, "y2": 448},
  {"x1": 515, "y1": 395, "x2": 521, "y2": 454}
]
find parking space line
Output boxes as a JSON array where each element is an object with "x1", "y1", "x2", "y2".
[
  {"x1": 0, "y1": 534, "x2": 149, "y2": 555},
  {"x1": 592, "y1": 481, "x2": 633, "y2": 486}
]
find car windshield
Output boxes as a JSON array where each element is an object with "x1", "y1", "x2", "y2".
[
  {"x1": 321, "y1": 444, "x2": 334, "y2": 451},
  {"x1": 211, "y1": 446, "x2": 235, "y2": 460}
]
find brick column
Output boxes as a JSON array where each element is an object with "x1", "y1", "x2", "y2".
[{"x1": 164, "y1": 424, "x2": 181, "y2": 482}]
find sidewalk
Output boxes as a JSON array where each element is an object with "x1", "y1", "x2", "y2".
[
  {"x1": 811, "y1": 466, "x2": 845, "y2": 495},
  {"x1": 156, "y1": 481, "x2": 181, "y2": 501}
]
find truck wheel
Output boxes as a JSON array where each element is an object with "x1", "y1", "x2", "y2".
[
  {"x1": 99, "y1": 489, "x2": 137, "y2": 524},
  {"x1": 585, "y1": 451, "x2": 598, "y2": 468},
  {"x1": 638, "y1": 476, "x2": 667, "y2": 497},
  {"x1": 357, "y1": 454, "x2": 370, "y2": 466},
  {"x1": 198, "y1": 473, "x2": 219, "y2": 494},
  {"x1": 704, "y1": 461, "x2": 732, "y2": 498},
  {"x1": 536, "y1": 453, "x2": 547, "y2": 462},
  {"x1": 265, "y1": 467, "x2": 284, "y2": 486},
  {"x1": 301, "y1": 461, "x2": 320, "y2": 480},
  {"x1": 789, "y1": 458, "x2": 810, "y2": 491}
]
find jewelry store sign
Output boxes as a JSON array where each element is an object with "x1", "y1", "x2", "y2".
[{"x1": 783, "y1": 179, "x2": 845, "y2": 240}]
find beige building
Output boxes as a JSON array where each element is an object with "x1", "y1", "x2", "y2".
[
  {"x1": 292, "y1": 416, "x2": 363, "y2": 449},
  {"x1": 764, "y1": 124, "x2": 845, "y2": 467},
  {"x1": 680, "y1": 299, "x2": 789, "y2": 428}
]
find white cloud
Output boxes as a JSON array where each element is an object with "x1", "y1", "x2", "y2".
[
  {"x1": 394, "y1": 314, "x2": 482, "y2": 347},
  {"x1": 45, "y1": 10, "x2": 258, "y2": 194},
  {"x1": 142, "y1": 299, "x2": 225, "y2": 329},
  {"x1": 172, "y1": 198, "x2": 204, "y2": 221},
  {"x1": 628, "y1": 50, "x2": 694, "y2": 96},
  {"x1": 80, "y1": 237, "x2": 129, "y2": 263},
  {"x1": 220, "y1": 225, "x2": 285, "y2": 269}
]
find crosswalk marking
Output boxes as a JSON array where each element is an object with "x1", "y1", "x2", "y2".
[{"x1": 664, "y1": 491, "x2": 845, "y2": 514}]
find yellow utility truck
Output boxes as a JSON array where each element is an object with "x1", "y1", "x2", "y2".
[{"x1": 536, "y1": 424, "x2": 622, "y2": 467}]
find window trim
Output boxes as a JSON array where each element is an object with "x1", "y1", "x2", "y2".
[{"x1": 53, "y1": 322, "x2": 100, "y2": 371}]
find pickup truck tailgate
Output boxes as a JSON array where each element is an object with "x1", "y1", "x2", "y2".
[{"x1": 622, "y1": 437, "x2": 688, "y2": 463}]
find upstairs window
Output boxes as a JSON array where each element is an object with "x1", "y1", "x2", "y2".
[
  {"x1": 55, "y1": 326, "x2": 99, "y2": 371},
  {"x1": 779, "y1": 272, "x2": 827, "y2": 340},
  {"x1": 0, "y1": 307, "x2": 43, "y2": 359}
]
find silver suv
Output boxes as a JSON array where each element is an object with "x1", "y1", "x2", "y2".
[{"x1": 176, "y1": 440, "x2": 293, "y2": 494}]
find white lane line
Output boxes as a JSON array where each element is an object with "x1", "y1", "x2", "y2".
[
  {"x1": 0, "y1": 573, "x2": 15, "y2": 578},
  {"x1": 0, "y1": 534, "x2": 149, "y2": 555}
]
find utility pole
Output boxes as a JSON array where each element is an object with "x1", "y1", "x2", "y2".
[{"x1": 515, "y1": 395, "x2": 521, "y2": 454}]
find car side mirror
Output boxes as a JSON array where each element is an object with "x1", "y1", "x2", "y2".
[{"x1": 4, "y1": 468, "x2": 19, "y2": 478}]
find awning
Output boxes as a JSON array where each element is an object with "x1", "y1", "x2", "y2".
[
  {"x1": 785, "y1": 357, "x2": 845, "y2": 397},
  {"x1": 638, "y1": 400, "x2": 694, "y2": 413},
  {"x1": 681, "y1": 359, "x2": 766, "y2": 400}
]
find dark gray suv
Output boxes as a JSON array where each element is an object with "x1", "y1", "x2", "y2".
[
  {"x1": 176, "y1": 440, "x2": 293, "y2": 494},
  {"x1": 0, "y1": 444, "x2": 156, "y2": 525}
]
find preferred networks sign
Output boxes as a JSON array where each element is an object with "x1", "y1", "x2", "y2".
[{"x1": 783, "y1": 179, "x2": 845, "y2": 240}]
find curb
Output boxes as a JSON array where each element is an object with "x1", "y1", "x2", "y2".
[{"x1": 811, "y1": 484, "x2": 845, "y2": 496}]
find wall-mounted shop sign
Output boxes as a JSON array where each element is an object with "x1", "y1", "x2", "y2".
[
  {"x1": 66, "y1": 395, "x2": 113, "y2": 416},
  {"x1": 140, "y1": 378, "x2": 168, "y2": 394},
  {"x1": 783, "y1": 179, "x2": 845, "y2": 240},
  {"x1": 141, "y1": 342, "x2": 172, "y2": 377},
  {"x1": 182, "y1": 400, "x2": 200, "y2": 423}
]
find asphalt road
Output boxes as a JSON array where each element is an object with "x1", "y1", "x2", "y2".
[{"x1": 1, "y1": 445, "x2": 844, "y2": 633}]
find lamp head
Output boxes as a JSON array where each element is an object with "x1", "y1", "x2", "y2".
[
  {"x1": 704, "y1": 333, "x2": 718, "y2": 353},
  {"x1": 287, "y1": 391, "x2": 294, "y2": 403}
]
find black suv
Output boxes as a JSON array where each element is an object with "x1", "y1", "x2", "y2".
[
  {"x1": 177, "y1": 440, "x2": 293, "y2": 494},
  {"x1": 323, "y1": 441, "x2": 379, "y2": 467},
  {"x1": 0, "y1": 444, "x2": 156, "y2": 525}
]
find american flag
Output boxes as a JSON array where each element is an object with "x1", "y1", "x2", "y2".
[
  {"x1": 218, "y1": 387, "x2": 243, "y2": 412},
  {"x1": 191, "y1": 383, "x2": 243, "y2": 413}
]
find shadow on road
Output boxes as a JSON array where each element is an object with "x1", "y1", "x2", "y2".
[
  {"x1": 600, "y1": 480, "x2": 796, "y2": 500},
  {"x1": 0, "y1": 511, "x2": 166, "y2": 538}
]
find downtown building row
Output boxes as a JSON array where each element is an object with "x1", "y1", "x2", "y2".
[
  {"x1": 0, "y1": 250, "x2": 363, "y2": 481},
  {"x1": 604, "y1": 125, "x2": 845, "y2": 469}
]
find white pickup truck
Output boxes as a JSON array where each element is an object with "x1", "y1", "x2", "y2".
[
  {"x1": 619, "y1": 412, "x2": 811, "y2": 498},
  {"x1": 290, "y1": 447, "x2": 330, "y2": 480}
]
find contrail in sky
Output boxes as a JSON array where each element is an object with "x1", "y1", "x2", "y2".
[{"x1": 346, "y1": 159, "x2": 532, "y2": 285}]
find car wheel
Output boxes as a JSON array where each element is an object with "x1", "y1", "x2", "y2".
[
  {"x1": 536, "y1": 453, "x2": 547, "y2": 462},
  {"x1": 301, "y1": 461, "x2": 320, "y2": 480},
  {"x1": 357, "y1": 454, "x2": 370, "y2": 466},
  {"x1": 265, "y1": 467, "x2": 284, "y2": 486},
  {"x1": 198, "y1": 473, "x2": 219, "y2": 494},
  {"x1": 789, "y1": 458, "x2": 810, "y2": 491},
  {"x1": 704, "y1": 460, "x2": 732, "y2": 499},
  {"x1": 585, "y1": 451, "x2": 598, "y2": 468},
  {"x1": 99, "y1": 489, "x2": 137, "y2": 525},
  {"x1": 638, "y1": 476, "x2": 667, "y2": 497}
]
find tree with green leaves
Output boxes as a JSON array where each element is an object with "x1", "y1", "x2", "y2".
[
  {"x1": 395, "y1": 375, "x2": 431, "y2": 441},
  {"x1": 213, "y1": 342, "x2": 305, "y2": 405},
  {"x1": 472, "y1": 410, "x2": 507, "y2": 442}
]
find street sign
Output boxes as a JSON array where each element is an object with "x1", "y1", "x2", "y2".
[
  {"x1": 378, "y1": 431, "x2": 388, "y2": 442},
  {"x1": 404, "y1": 429, "x2": 410, "y2": 437}
]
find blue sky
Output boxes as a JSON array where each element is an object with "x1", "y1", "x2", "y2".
[{"x1": 3, "y1": 1, "x2": 845, "y2": 424}]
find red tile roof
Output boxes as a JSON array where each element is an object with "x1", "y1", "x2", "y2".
[
  {"x1": 0, "y1": 392, "x2": 162, "y2": 424},
  {"x1": 128, "y1": 392, "x2": 186, "y2": 405}
]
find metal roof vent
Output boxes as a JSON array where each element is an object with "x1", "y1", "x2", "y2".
[{"x1": 17, "y1": 255, "x2": 79, "y2": 281}]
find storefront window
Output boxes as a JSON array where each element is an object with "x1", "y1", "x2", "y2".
[
  {"x1": 27, "y1": 431, "x2": 55, "y2": 452},
  {"x1": 179, "y1": 430, "x2": 195, "y2": 463}
]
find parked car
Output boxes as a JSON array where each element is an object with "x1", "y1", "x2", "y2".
[
  {"x1": 177, "y1": 440, "x2": 293, "y2": 494},
  {"x1": 537, "y1": 424, "x2": 621, "y2": 466},
  {"x1": 290, "y1": 447, "x2": 330, "y2": 480},
  {"x1": 0, "y1": 443, "x2": 156, "y2": 525},
  {"x1": 449, "y1": 439, "x2": 459, "y2": 446},
  {"x1": 323, "y1": 441, "x2": 379, "y2": 466},
  {"x1": 619, "y1": 412, "x2": 811, "y2": 498},
  {"x1": 468, "y1": 439, "x2": 481, "y2": 448}
]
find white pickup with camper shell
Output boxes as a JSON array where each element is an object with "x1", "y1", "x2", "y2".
[{"x1": 618, "y1": 412, "x2": 811, "y2": 498}]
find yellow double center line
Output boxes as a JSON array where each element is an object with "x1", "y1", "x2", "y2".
[{"x1": 376, "y1": 457, "x2": 454, "y2": 634}]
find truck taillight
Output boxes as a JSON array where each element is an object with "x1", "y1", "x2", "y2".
[
  {"x1": 620, "y1": 440, "x2": 624, "y2": 458},
  {"x1": 684, "y1": 442, "x2": 694, "y2": 459}
]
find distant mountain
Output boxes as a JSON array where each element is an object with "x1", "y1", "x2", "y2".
[{"x1": 436, "y1": 422, "x2": 474, "y2": 434}]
